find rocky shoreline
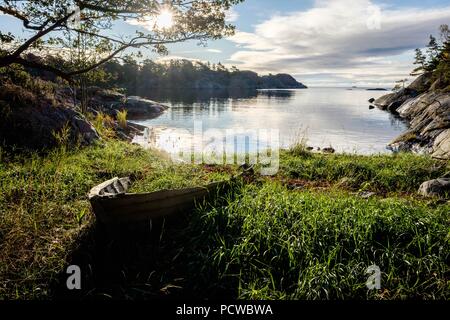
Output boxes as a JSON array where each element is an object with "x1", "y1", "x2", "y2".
[
  {"x1": 0, "y1": 82, "x2": 168, "y2": 150},
  {"x1": 87, "y1": 87, "x2": 168, "y2": 119},
  {"x1": 373, "y1": 73, "x2": 450, "y2": 160}
]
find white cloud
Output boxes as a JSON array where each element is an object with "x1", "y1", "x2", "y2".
[
  {"x1": 227, "y1": 0, "x2": 450, "y2": 86},
  {"x1": 206, "y1": 49, "x2": 222, "y2": 53},
  {"x1": 225, "y1": 8, "x2": 239, "y2": 23}
]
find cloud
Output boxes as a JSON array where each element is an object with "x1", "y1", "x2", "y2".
[
  {"x1": 226, "y1": 8, "x2": 239, "y2": 22},
  {"x1": 227, "y1": 0, "x2": 450, "y2": 86},
  {"x1": 206, "y1": 49, "x2": 222, "y2": 53}
]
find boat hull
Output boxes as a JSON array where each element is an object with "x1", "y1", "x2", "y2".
[{"x1": 89, "y1": 179, "x2": 229, "y2": 223}]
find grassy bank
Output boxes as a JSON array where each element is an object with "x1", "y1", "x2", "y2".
[
  {"x1": 185, "y1": 183, "x2": 449, "y2": 299},
  {"x1": 0, "y1": 141, "x2": 448, "y2": 299},
  {"x1": 0, "y1": 141, "x2": 232, "y2": 299}
]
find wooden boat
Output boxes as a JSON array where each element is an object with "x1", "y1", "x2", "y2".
[{"x1": 88, "y1": 177, "x2": 232, "y2": 224}]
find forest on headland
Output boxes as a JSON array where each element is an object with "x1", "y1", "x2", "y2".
[{"x1": 23, "y1": 54, "x2": 307, "y2": 94}]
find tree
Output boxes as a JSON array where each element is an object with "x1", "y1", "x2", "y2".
[
  {"x1": 425, "y1": 35, "x2": 441, "y2": 71},
  {"x1": 439, "y1": 24, "x2": 449, "y2": 42},
  {"x1": 411, "y1": 25, "x2": 450, "y2": 91},
  {"x1": 411, "y1": 48, "x2": 427, "y2": 75},
  {"x1": 0, "y1": 0, "x2": 243, "y2": 81}
]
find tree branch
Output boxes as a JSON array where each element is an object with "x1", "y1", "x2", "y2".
[
  {"x1": 0, "y1": 11, "x2": 75, "y2": 67},
  {"x1": 66, "y1": 34, "x2": 200, "y2": 77},
  {"x1": 0, "y1": 5, "x2": 52, "y2": 31}
]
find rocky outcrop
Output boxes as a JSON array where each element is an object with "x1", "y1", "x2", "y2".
[
  {"x1": 418, "y1": 178, "x2": 450, "y2": 198},
  {"x1": 374, "y1": 73, "x2": 450, "y2": 159},
  {"x1": 374, "y1": 73, "x2": 434, "y2": 114},
  {"x1": 374, "y1": 88, "x2": 418, "y2": 113},
  {"x1": 87, "y1": 87, "x2": 168, "y2": 119},
  {"x1": 124, "y1": 96, "x2": 169, "y2": 118},
  {"x1": 386, "y1": 92, "x2": 450, "y2": 158},
  {"x1": 0, "y1": 83, "x2": 99, "y2": 150}
]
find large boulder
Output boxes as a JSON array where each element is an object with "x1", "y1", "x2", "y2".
[
  {"x1": 432, "y1": 129, "x2": 450, "y2": 159},
  {"x1": 418, "y1": 178, "x2": 450, "y2": 198},
  {"x1": 407, "y1": 72, "x2": 433, "y2": 93},
  {"x1": 374, "y1": 88, "x2": 418, "y2": 112},
  {"x1": 124, "y1": 96, "x2": 168, "y2": 118},
  {"x1": 87, "y1": 87, "x2": 168, "y2": 119},
  {"x1": 0, "y1": 83, "x2": 99, "y2": 150}
]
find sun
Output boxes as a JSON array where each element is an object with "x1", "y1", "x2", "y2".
[{"x1": 154, "y1": 8, "x2": 174, "y2": 30}]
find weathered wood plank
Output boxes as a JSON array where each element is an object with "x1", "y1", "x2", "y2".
[{"x1": 88, "y1": 177, "x2": 231, "y2": 223}]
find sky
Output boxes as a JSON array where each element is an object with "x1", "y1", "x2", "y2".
[{"x1": 2, "y1": 0, "x2": 450, "y2": 87}]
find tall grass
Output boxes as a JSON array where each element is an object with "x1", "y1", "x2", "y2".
[
  {"x1": 91, "y1": 112, "x2": 116, "y2": 139},
  {"x1": 183, "y1": 182, "x2": 450, "y2": 300},
  {"x1": 0, "y1": 141, "x2": 231, "y2": 299},
  {"x1": 116, "y1": 110, "x2": 128, "y2": 129},
  {"x1": 280, "y1": 151, "x2": 449, "y2": 194}
]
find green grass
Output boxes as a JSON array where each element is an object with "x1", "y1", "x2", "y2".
[
  {"x1": 0, "y1": 141, "x2": 232, "y2": 299},
  {"x1": 182, "y1": 182, "x2": 449, "y2": 300},
  {"x1": 0, "y1": 141, "x2": 448, "y2": 300},
  {"x1": 280, "y1": 150, "x2": 449, "y2": 194}
]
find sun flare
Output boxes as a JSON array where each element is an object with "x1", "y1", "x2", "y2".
[{"x1": 154, "y1": 9, "x2": 174, "y2": 30}]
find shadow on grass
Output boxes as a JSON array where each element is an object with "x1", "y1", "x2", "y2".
[
  {"x1": 50, "y1": 183, "x2": 244, "y2": 300},
  {"x1": 50, "y1": 216, "x2": 196, "y2": 300}
]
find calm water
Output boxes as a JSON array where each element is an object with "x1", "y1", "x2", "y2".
[{"x1": 132, "y1": 88, "x2": 407, "y2": 155}]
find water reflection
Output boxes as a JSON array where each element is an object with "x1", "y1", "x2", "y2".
[
  {"x1": 132, "y1": 88, "x2": 408, "y2": 155},
  {"x1": 257, "y1": 89, "x2": 296, "y2": 100},
  {"x1": 138, "y1": 88, "x2": 260, "y2": 104}
]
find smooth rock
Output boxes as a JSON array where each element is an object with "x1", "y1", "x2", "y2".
[
  {"x1": 418, "y1": 178, "x2": 450, "y2": 198},
  {"x1": 431, "y1": 129, "x2": 450, "y2": 160},
  {"x1": 87, "y1": 88, "x2": 169, "y2": 119},
  {"x1": 374, "y1": 88, "x2": 417, "y2": 111}
]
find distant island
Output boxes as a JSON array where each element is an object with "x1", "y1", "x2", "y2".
[
  {"x1": 96, "y1": 58, "x2": 307, "y2": 94},
  {"x1": 366, "y1": 88, "x2": 388, "y2": 91}
]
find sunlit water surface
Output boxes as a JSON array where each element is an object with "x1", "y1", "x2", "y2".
[{"x1": 132, "y1": 88, "x2": 406, "y2": 155}]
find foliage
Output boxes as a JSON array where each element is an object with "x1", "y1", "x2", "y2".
[
  {"x1": 96, "y1": 57, "x2": 305, "y2": 93},
  {"x1": 90, "y1": 112, "x2": 116, "y2": 139},
  {"x1": 412, "y1": 24, "x2": 450, "y2": 90},
  {"x1": 0, "y1": 0, "x2": 244, "y2": 80}
]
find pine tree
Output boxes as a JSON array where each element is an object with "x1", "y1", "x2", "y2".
[
  {"x1": 426, "y1": 35, "x2": 441, "y2": 71},
  {"x1": 411, "y1": 48, "x2": 427, "y2": 75}
]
